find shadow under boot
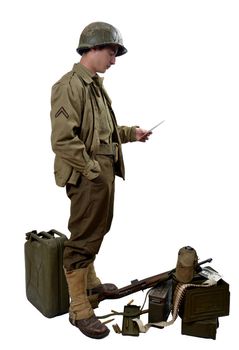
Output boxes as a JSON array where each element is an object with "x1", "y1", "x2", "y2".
[{"x1": 64, "y1": 267, "x2": 109, "y2": 339}]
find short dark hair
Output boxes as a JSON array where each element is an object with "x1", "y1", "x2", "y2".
[
  {"x1": 95, "y1": 44, "x2": 118, "y2": 54},
  {"x1": 81, "y1": 44, "x2": 118, "y2": 56}
]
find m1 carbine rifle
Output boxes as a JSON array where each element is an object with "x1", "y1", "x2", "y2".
[{"x1": 89, "y1": 258, "x2": 212, "y2": 308}]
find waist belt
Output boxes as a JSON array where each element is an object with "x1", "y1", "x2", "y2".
[{"x1": 96, "y1": 143, "x2": 119, "y2": 162}]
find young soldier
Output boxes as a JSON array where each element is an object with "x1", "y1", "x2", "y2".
[{"x1": 50, "y1": 22, "x2": 151, "y2": 339}]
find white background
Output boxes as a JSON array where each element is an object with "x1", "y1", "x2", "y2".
[{"x1": 1, "y1": 0, "x2": 238, "y2": 349}]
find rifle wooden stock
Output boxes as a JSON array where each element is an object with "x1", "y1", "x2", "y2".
[{"x1": 98, "y1": 258, "x2": 212, "y2": 302}]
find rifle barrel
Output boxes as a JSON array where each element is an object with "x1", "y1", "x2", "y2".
[{"x1": 98, "y1": 258, "x2": 212, "y2": 302}]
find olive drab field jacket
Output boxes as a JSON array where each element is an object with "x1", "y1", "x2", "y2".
[{"x1": 50, "y1": 63, "x2": 137, "y2": 187}]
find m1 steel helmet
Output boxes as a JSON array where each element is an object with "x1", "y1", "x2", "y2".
[{"x1": 77, "y1": 22, "x2": 127, "y2": 57}]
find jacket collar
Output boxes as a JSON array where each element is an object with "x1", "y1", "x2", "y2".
[{"x1": 72, "y1": 62, "x2": 104, "y2": 86}]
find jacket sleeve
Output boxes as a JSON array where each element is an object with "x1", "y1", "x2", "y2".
[
  {"x1": 50, "y1": 77, "x2": 100, "y2": 180},
  {"x1": 117, "y1": 125, "x2": 138, "y2": 143}
]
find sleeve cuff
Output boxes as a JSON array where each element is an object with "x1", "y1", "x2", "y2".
[
  {"x1": 82, "y1": 159, "x2": 101, "y2": 180},
  {"x1": 130, "y1": 126, "x2": 139, "y2": 142}
]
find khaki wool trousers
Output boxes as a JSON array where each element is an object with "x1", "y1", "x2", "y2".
[{"x1": 64, "y1": 155, "x2": 115, "y2": 271}]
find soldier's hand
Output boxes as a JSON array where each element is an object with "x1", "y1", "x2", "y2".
[{"x1": 135, "y1": 128, "x2": 152, "y2": 142}]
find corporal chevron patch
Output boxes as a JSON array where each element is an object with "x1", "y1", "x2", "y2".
[{"x1": 55, "y1": 106, "x2": 69, "y2": 119}]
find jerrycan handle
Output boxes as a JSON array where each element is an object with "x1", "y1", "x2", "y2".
[{"x1": 25, "y1": 230, "x2": 53, "y2": 242}]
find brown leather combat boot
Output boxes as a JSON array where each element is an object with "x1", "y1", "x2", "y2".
[
  {"x1": 64, "y1": 267, "x2": 109, "y2": 339},
  {"x1": 69, "y1": 315, "x2": 109, "y2": 339},
  {"x1": 87, "y1": 262, "x2": 119, "y2": 298}
]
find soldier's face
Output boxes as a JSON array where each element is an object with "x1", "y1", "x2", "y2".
[{"x1": 93, "y1": 47, "x2": 117, "y2": 73}]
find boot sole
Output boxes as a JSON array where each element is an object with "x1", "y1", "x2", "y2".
[{"x1": 69, "y1": 318, "x2": 110, "y2": 339}]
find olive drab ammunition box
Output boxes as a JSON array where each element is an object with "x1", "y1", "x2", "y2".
[
  {"x1": 122, "y1": 305, "x2": 140, "y2": 336},
  {"x1": 24, "y1": 229, "x2": 69, "y2": 318},
  {"x1": 181, "y1": 318, "x2": 219, "y2": 340},
  {"x1": 179, "y1": 279, "x2": 230, "y2": 322},
  {"x1": 148, "y1": 279, "x2": 172, "y2": 326}
]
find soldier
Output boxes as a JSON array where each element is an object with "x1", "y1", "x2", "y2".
[{"x1": 50, "y1": 22, "x2": 151, "y2": 339}]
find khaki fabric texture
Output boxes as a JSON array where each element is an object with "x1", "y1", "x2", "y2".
[
  {"x1": 64, "y1": 267, "x2": 94, "y2": 321},
  {"x1": 50, "y1": 63, "x2": 137, "y2": 186},
  {"x1": 87, "y1": 263, "x2": 101, "y2": 289},
  {"x1": 175, "y1": 247, "x2": 198, "y2": 283},
  {"x1": 63, "y1": 155, "x2": 115, "y2": 270},
  {"x1": 92, "y1": 75, "x2": 114, "y2": 144}
]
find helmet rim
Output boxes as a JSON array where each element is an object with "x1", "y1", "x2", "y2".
[{"x1": 77, "y1": 22, "x2": 127, "y2": 57}]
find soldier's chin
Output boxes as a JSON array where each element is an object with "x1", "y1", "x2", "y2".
[{"x1": 98, "y1": 67, "x2": 107, "y2": 73}]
